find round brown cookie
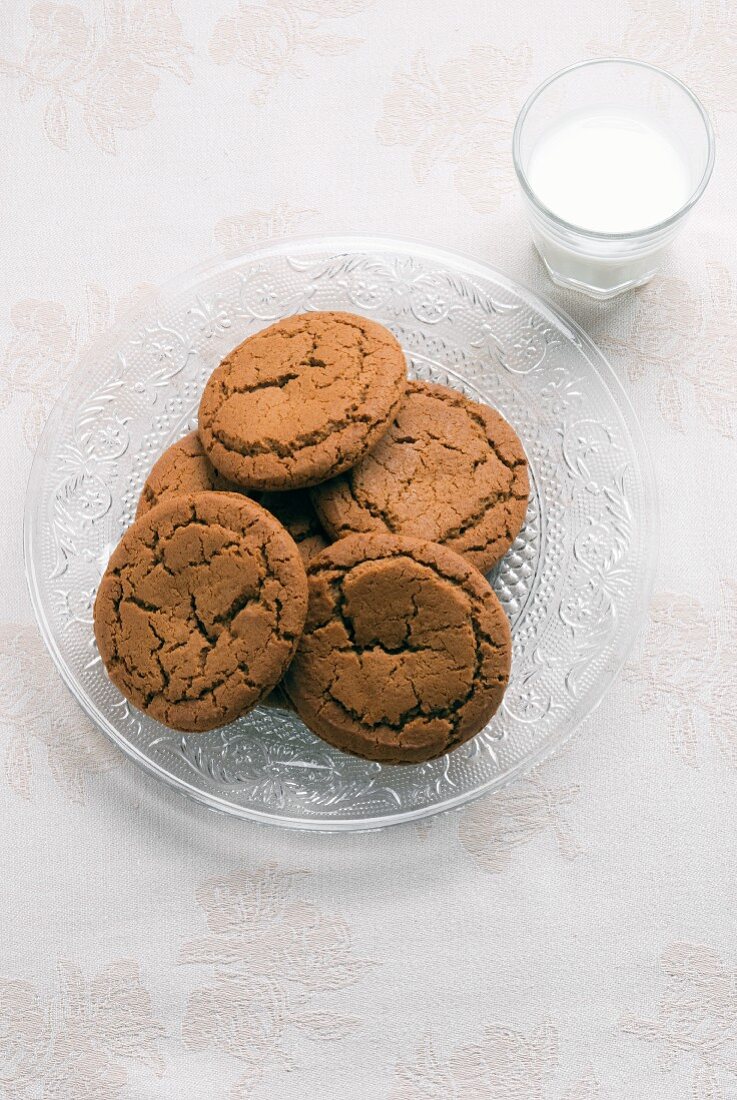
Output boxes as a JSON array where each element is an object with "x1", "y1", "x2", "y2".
[
  {"x1": 136, "y1": 431, "x2": 246, "y2": 518},
  {"x1": 198, "y1": 311, "x2": 408, "y2": 490},
  {"x1": 283, "y1": 534, "x2": 511, "y2": 764},
  {"x1": 312, "y1": 381, "x2": 529, "y2": 575},
  {"x1": 94, "y1": 492, "x2": 308, "y2": 732},
  {"x1": 260, "y1": 490, "x2": 329, "y2": 564}
]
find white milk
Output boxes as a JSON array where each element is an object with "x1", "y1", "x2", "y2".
[
  {"x1": 528, "y1": 111, "x2": 690, "y2": 234},
  {"x1": 524, "y1": 110, "x2": 693, "y2": 296}
]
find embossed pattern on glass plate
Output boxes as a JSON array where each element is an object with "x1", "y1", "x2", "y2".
[{"x1": 24, "y1": 238, "x2": 656, "y2": 829}]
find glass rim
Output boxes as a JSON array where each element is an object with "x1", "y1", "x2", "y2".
[{"x1": 512, "y1": 57, "x2": 716, "y2": 241}]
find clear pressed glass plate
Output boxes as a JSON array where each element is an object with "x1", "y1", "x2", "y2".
[{"x1": 24, "y1": 237, "x2": 656, "y2": 830}]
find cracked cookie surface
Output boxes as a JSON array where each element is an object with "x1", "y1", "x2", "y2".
[
  {"x1": 136, "y1": 431, "x2": 247, "y2": 518},
  {"x1": 283, "y1": 533, "x2": 511, "y2": 763},
  {"x1": 312, "y1": 381, "x2": 529, "y2": 575},
  {"x1": 94, "y1": 492, "x2": 308, "y2": 732},
  {"x1": 198, "y1": 311, "x2": 408, "y2": 490},
  {"x1": 260, "y1": 489, "x2": 329, "y2": 564}
]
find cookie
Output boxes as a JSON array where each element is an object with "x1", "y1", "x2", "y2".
[
  {"x1": 260, "y1": 490, "x2": 329, "y2": 564},
  {"x1": 198, "y1": 311, "x2": 408, "y2": 490},
  {"x1": 312, "y1": 381, "x2": 529, "y2": 575},
  {"x1": 136, "y1": 431, "x2": 245, "y2": 518},
  {"x1": 94, "y1": 492, "x2": 308, "y2": 732},
  {"x1": 283, "y1": 534, "x2": 511, "y2": 764}
]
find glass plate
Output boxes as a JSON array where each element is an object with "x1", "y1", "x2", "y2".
[{"x1": 24, "y1": 237, "x2": 657, "y2": 830}]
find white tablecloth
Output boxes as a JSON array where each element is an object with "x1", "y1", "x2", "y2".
[{"x1": 1, "y1": 2, "x2": 735, "y2": 1097}]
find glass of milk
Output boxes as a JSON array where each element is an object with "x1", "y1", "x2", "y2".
[{"x1": 513, "y1": 59, "x2": 714, "y2": 299}]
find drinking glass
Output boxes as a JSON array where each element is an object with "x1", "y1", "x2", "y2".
[{"x1": 512, "y1": 59, "x2": 715, "y2": 299}]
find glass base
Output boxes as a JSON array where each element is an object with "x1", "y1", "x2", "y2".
[
  {"x1": 538, "y1": 251, "x2": 659, "y2": 299},
  {"x1": 532, "y1": 235, "x2": 664, "y2": 299}
]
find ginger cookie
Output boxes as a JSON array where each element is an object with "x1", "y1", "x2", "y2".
[
  {"x1": 94, "y1": 492, "x2": 308, "y2": 732},
  {"x1": 312, "y1": 381, "x2": 529, "y2": 575},
  {"x1": 283, "y1": 534, "x2": 511, "y2": 764},
  {"x1": 136, "y1": 431, "x2": 245, "y2": 519},
  {"x1": 198, "y1": 312, "x2": 408, "y2": 490},
  {"x1": 260, "y1": 490, "x2": 329, "y2": 564}
]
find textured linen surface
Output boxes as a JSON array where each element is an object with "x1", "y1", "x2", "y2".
[{"x1": 1, "y1": 2, "x2": 736, "y2": 1097}]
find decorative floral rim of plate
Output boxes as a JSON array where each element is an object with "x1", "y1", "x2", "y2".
[{"x1": 24, "y1": 236, "x2": 657, "y2": 830}]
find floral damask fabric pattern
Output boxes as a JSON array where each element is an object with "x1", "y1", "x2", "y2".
[
  {"x1": 179, "y1": 864, "x2": 371, "y2": 1097},
  {"x1": 458, "y1": 771, "x2": 584, "y2": 873},
  {"x1": 621, "y1": 942, "x2": 737, "y2": 1099},
  {"x1": 0, "y1": 283, "x2": 156, "y2": 451},
  {"x1": 376, "y1": 45, "x2": 532, "y2": 213},
  {"x1": 624, "y1": 581, "x2": 737, "y2": 770},
  {"x1": 590, "y1": 0, "x2": 737, "y2": 117},
  {"x1": 0, "y1": 959, "x2": 165, "y2": 1098},
  {"x1": 0, "y1": 623, "x2": 120, "y2": 803},
  {"x1": 598, "y1": 263, "x2": 737, "y2": 439},
  {"x1": 0, "y1": 296, "x2": 77, "y2": 451},
  {"x1": 209, "y1": 0, "x2": 374, "y2": 105},
  {"x1": 214, "y1": 202, "x2": 316, "y2": 252},
  {"x1": 389, "y1": 1020, "x2": 606, "y2": 1100},
  {"x1": 0, "y1": 1, "x2": 192, "y2": 153}
]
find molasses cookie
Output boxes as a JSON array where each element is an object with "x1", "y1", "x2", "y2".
[
  {"x1": 312, "y1": 381, "x2": 529, "y2": 575},
  {"x1": 260, "y1": 490, "x2": 329, "y2": 564},
  {"x1": 136, "y1": 431, "x2": 245, "y2": 518},
  {"x1": 283, "y1": 533, "x2": 511, "y2": 764},
  {"x1": 94, "y1": 492, "x2": 308, "y2": 732},
  {"x1": 198, "y1": 312, "x2": 408, "y2": 490}
]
